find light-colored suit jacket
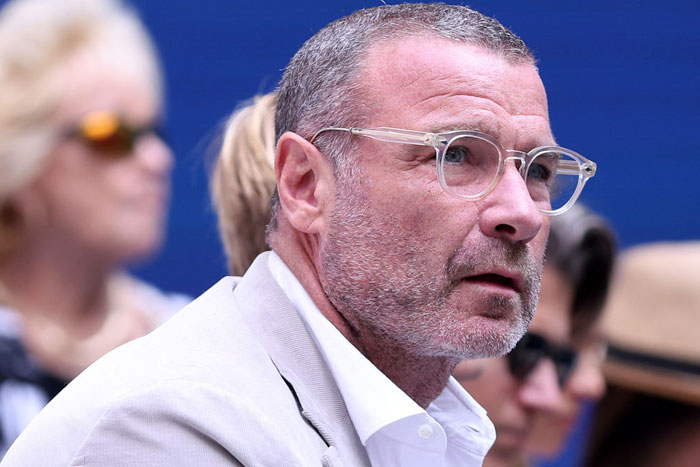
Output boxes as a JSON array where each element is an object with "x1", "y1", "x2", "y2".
[{"x1": 1, "y1": 253, "x2": 370, "y2": 466}]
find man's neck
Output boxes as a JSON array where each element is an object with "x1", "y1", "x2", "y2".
[
  {"x1": 272, "y1": 231, "x2": 456, "y2": 409},
  {"x1": 344, "y1": 325, "x2": 459, "y2": 408}
]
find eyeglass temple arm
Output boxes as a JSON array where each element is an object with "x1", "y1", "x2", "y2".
[
  {"x1": 556, "y1": 159, "x2": 597, "y2": 178},
  {"x1": 310, "y1": 127, "x2": 441, "y2": 147}
]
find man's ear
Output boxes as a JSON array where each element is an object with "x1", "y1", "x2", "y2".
[{"x1": 275, "y1": 131, "x2": 334, "y2": 234}]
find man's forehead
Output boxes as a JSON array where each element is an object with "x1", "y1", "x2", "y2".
[
  {"x1": 358, "y1": 34, "x2": 550, "y2": 141},
  {"x1": 364, "y1": 35, "x2": 511, "y2": 80},
  {"x1": 369, "y1": 36, "x2": 540, "y2": 92}
]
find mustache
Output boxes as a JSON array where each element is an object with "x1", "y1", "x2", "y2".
[{"x1": 444, "y1": 239, "x2": 541, "y2": 290}]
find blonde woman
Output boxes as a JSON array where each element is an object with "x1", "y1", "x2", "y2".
[
  {"x1": 0, "y1": 0, "x2": 187, "y2": 453},
  {"x1": 211, "y1": 92, "x2": 277, "y2": 275}
]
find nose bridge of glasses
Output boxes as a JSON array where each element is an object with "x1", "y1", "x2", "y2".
[{"x1": 504, "y1": 150, "x2": 527, "y2": 175}]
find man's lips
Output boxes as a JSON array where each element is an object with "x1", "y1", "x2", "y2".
[{"x1": 462, "y1": 270, "x2": 524, "y2": 294}]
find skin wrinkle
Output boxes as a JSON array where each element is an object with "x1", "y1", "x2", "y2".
[
  {"x1": 375, "y1": 68, "x2": 552, "y2": 154},
  {"x1": 420, "y1": 107, "x2": 506, "y2": 140},
  {"x1": 353, "y1": 137, "x2": 438, "y2": 184},
  {"x1": 397, "y1": 85, "x2": 510, "y2": 137},
  {"x1": 398, "y1": 58, "x2": 535, "y2": 117},
  {"x1": 398, "y1": 109, "x2": 555, "y2": 168},
  {"x1": 414, "y1": 88, "x2": 507, "y2": 118},
  {"x1": 363, "y1": 42, "x2": 552, "y2": 158}
]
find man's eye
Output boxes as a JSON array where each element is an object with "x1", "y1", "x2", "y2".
[
  {"x1": 444, "y1": 145, "x2": 471, "y2": 164},
  {"x1": 527, "y1": 162, "x2": 552, "y2": 182}
]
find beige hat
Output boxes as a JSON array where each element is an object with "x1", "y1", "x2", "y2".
[{"x1": 602, "y1": 241, "x2": 700, "y2": 406}]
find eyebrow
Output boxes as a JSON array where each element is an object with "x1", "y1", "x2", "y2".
[
  {"x1": 517, "y1": 134, "x2": 559, "y2": 152},
  {"x1": 425, "y1": 119, "x2": 503, "y2": 139},
  {"x1": 423, "y1": 121, "x2": 558, "y2": 152}
]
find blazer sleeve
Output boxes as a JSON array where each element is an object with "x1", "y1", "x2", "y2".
[{"x1": 70, "y1": 389, "x2": 244, "y2": 466}]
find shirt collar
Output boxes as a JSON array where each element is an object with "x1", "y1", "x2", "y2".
[{"x1": 267, "y1": 251, "x2": 495, "y2": 459}]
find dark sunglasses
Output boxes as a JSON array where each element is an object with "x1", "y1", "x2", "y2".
[
  {"x1": 507, "y1": 332, "x2": 577, "y2": 387},
  {"x1": 64, "y1": 111, "x2": 164, "y2": 157}
]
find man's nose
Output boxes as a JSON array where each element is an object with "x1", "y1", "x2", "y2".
[
  {"x1": 478, "y1": 162, "x2": 544, "y2": 243},
  {"x1": 517, "y1": 359, "x2": 564, "y2": 413}
]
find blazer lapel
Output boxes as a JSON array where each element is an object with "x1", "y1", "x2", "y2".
[
  {"x1": 232, "y1": 253, "x2": 370, "y2": 467},
  {"x1": 321, "y1": 446, "x2": 346, "y2": 467}
]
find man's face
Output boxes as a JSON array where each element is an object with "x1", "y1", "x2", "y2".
[{"x1": 318, "y1": 36, "x2": 552, "y2": 361}]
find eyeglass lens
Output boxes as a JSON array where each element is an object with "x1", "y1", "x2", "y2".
[
  {"x1": 507, "y1": 332, "x2": 577, "y2": 387},
  {"x1": 441, "y1": 135, "x2": 501, "y2": 197},
  {"x1": 525, "y1": 150, "x2": 581, "y2": 212},
  {"x1": 441, "y1": 135, "x2": 582, "y2": 211}
]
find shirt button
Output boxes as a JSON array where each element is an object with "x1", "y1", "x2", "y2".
[{"x1": 418, "y1": 424, "x2": 434, "y2": 439}]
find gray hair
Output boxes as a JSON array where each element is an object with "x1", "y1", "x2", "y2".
[{"x1": 268, "y1": 2, "x2": 535, "y2": 234}]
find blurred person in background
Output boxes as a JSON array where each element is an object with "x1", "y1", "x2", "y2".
[
  {"x1": 584, "y1": 242, "x2": 700, "y2": 467},
  {"x1": 455, "y1": 204, "x2": 616, "y2": 467},
  {"x1": 525, "y1": 206, "x2": 616, "y2": 463},
  {"x1": 0, "y1": 0, "x2": 188, "y2": 455},
  {"x1": 211, "y1": 92, "x2": 277, "y2": 276}
]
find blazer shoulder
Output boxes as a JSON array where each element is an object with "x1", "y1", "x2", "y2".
[{"x1": 1, "y1": 273, "x2": 329, "y2": 466}]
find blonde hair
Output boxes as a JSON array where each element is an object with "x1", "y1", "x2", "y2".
[
  {"x1": 0, "y1": 0, "x2": 161, "y2": 259},
  {"x1": 211, "y1": 93, "x2": 277, "y2": 276}
]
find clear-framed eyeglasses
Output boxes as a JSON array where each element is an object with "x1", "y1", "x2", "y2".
[{"x1": 310, "y1": 127, "x2": 596, "y2": 216}]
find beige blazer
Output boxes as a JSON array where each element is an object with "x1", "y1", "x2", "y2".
[{"x1": 1, "y1": 253, "x2": 370, "y2": 466}]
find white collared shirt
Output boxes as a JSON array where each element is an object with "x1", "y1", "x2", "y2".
[{"x1": 268, "y1": 252, "x2": 495, "y2": 467}]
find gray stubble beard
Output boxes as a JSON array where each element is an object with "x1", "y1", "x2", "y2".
[{"x1": 318, "y1": 173, "x2": 543, "y2": 363}]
